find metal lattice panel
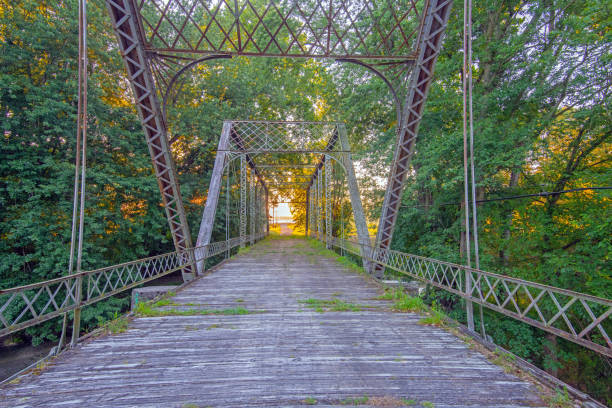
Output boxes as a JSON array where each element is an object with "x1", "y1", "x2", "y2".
[
  {"x1": 0, "y1": 238, "x2": 246, "y2": 338},
  {"x1": 330, "y1": 237, "x2": 612, "y2": 358},
  {"x1": 228, "y1": 121, "x2": 340, "y2": 153},
  {"x1": 136, "y1": 0, "x2": 423, "y2": 60}
]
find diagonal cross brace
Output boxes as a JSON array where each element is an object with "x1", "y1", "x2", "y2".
[
  {"x1": 195, "y1": 122, "x2": 231, "y2": 273},
  {"x1": 373, "y1": 0, "x2": 453, "y2": 277},
  {"x1": 105, "y1": 0, "x2": 195, "y2": 281}
]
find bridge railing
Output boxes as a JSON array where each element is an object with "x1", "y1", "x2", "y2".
[
  {"x1": 0, "y1": 233, "x2": 265, "y2": 339},
  {"x1": 329, "y1": 236, "x2": 612, "y2": 358}
]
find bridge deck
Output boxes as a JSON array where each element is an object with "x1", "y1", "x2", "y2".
[{"x1": 1, "y1": 238, "x2": 545, "y2": 407}]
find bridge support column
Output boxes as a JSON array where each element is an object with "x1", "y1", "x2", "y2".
[
  {"x1": 105, "y1": 0, "x2": 195, "y2": 281},
  {"x1": 250, "y1": 171, "x2": 256, "y2": 246},
  {"x1": 195, "y1": 122, "x2": 231, "y2": 273},
  {"x1": 325, "y1": 156, "x2": 332, "y2": 249},
  {"x1": 305, "y1": 187, "x2": 310, "y2": 238},
  {"x1": 317, "y1": 173, "x2": 323, "y2": 241},
  {"x1": 240, "y1": 155, "x2": 247, "y2": 247},
  {"x1": 372, "y1": 0, "x2": 453, "y2": 277},
  {"x1": 337, "y1": 124, "x2": 372, "y2": 271}
]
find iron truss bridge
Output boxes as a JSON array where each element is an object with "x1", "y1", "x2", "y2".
[{"x1": 0, "y1": 1, "x2": 610, "y2": 404}]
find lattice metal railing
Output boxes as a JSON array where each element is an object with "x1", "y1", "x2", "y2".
[
  {"x1": 0, "y1": 235, "x2": 262, "y2": 338},
  {"x1": 328, "y1": 236, "x2": 612, "y2": 358}
]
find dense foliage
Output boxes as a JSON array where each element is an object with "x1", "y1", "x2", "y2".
[{"x1": 0, "y1": 0, "x2": 609, "y2": 403}]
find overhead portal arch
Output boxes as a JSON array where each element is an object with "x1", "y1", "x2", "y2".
[{"x1": 104, "y1": 0, "x2": 453, "y2": 279}]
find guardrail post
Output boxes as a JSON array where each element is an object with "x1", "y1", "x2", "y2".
[
  {"x1": 71, "y1": 275, "x2": 83, "y2": 346},
  {"x1": 465, "y1": 267, "x2": 475, "y2": 332}
]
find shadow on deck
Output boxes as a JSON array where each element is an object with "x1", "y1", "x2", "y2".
[{"x1": 1, "y1": 237, "x2": 547, "y2": 407}]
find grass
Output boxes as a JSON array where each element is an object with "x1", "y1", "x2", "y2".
[
  {"x1": 340, "y1": 395, "x2": 369, "y2": 405},
  {"x1": 377, "y1": 287, "x2": 448, "y2": 327},
  {"x1": 31, "y1": 361, "x2": 50, "y2": 376},
  {"x1": 152, "y1": 298, "x2": 179, "y2": 307},
  {"x1": 298, "y1": 298, "x2": 368, "y2": 312},
  {"x1": 490, "y1": 348, "x2": 517, "y2": 373},
  {"x1": 135, "y1": 302, "x2": 252, "y2": 317},
  {"x1": 422, "y1": 402, "x2": 435, "y2": 408},
  {"x1": 103, "y1": 312, "x2": 129, "y2": 334},
  {"x1": 543, "y1": 388, "x2": 574, "y2": 408},
  {"x1": 303, "y1": 397, "x2": 317, "y2": 405}
]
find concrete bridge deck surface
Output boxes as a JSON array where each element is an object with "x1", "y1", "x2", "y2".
[{"x1": 1, "y1": 237, "x2": 547, "y2": 408}]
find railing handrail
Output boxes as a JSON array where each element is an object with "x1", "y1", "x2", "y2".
[
  {"x1": 327, "y1": 235, "x2": 612, "y2": 357},
  {"x1": 341, "y1": 238, "x2": 611, "y2": 306},
  {"x1": 0, "y1": 234, "x2": 264, "y2": 338}
]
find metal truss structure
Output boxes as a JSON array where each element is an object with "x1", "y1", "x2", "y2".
[
  {"x1": 3, "y1": 1, "x2": 611, "y2": 386},
  {"x1": 103, "y1": 0, "x2": 454, "y2": 281},
  {"x1": 196, "y1": 120, "x2": 371, "y2": 267}
]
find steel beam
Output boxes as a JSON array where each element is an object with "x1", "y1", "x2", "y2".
[
  {"x1": 305, "y1": 186, "x2": 310, "y2": 237},
  {"x1": 325, "y1": 156, "x2": 332, "y2": 248},
  {"x1": 373, "y1": 0, "x2": 453, "y2": 277},
  {"x1": 240, "y1": 155, "x2": 247, "y2": 247},
  {"x1": 337, "y1": 124, "x2": 371, "y2": 269},
  {"x1": 317, "y1": 173, "x2": 322, "y2": 240},
  {"x1": 250, "y1": 171, "x2": 256, "y2": 245},
  {"x1": 195, "y1": 122, "x2": 231, "y2": 273},
  {"x1": 105, "y1": 0, "x2": 194, "y2": 281}
]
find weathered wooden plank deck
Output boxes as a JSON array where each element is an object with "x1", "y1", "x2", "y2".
[{"x1": 1, "y1": 238, "x2": 546, "y2": 407}]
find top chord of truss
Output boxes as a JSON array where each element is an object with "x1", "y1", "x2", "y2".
[
  {"x1": 227, "y1": 120, "x2": 339, "y2": 153},
  {"x1": 135, "y1": 0, "x2": 424, "y2": 62}
]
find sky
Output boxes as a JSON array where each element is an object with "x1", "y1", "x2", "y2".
[{"x1": 271, "y1": 203, "x2": 293, "y2": 223}]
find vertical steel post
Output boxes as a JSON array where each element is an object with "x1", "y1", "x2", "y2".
[
  {"x1": 462, "y1": 0, "x2": 475, "y2": 332},
  {"x1": 195, "y1": 122, "x2": 230, "y2": 272},
  {"x1": 250, "y1": 171, "x2": 255, "y2": 245},
  {"x1": 240, "y1": 155, "x2": 247, "y2": 247},
  {"x1": 265, "y1": 189, "x2": 269, "y2": 235},
  {"x1": 337, "y1": 124, "x2": 371, "y2": 270},
  {"x1": 71, "y1": 0, "x2": 88, "y2": 347},
  {"x1": 226, "y1": 162, "x2": 230, "y2": 259},
  {"x1": 317, "y1": 173, "x2": 323, "y2": 240},
  {"x1": 305, "y1": 186, "x2": 310, "y2": 238},
  {"x1": 325, "y1": 156, "x2": 332, "y2": 249}
]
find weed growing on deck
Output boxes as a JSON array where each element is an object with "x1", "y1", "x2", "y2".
[
  {"x1": 340, "y1": 395, "x2": 369, "y2": 404},
  {"x1": 152, "y1": 298, "x2": 179, "y2": 307},
  {"x1": 103, "y1": 312, "x2": 129, "y2": 334},
  {"x1": 299, "y1": 298, "x2": 367, "y2": 312},
  {"x1": 417, "y1": 302, "x2": 447, "y2": 327},
  {"x1": 543, "y1": 387, "x2": 574, "y2": 408},
  {"x1": 303, "y1": 397, "x2": 317, "y2": 405},
  {"x1": 135, "y1": 302, "x2": 252, "y2": 317}
]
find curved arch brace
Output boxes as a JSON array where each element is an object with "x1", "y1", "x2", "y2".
[
  {"x1": 335, "y1": 58, "x2": 402, "y2": 127},
  {"x1": 161, "y1": 54, "x2": 233, "y2": 124}
]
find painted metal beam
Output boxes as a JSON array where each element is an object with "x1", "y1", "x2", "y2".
[
  {"x1": 373, "y1": 0, "x2": 453, "y2": 277},
  {"x1": 337, "y1": 124, "x2": 371, "y2": 269},
  {"x1": 105, "y1": 0, "x2": 195, "y2": 281},
  {"x1": 195, "y1": 122, "x2": 231, "y2": 273}
]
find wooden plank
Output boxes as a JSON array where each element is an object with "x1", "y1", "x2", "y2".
[{"x1": 0, "y1": 238, "x2": 545, "y2": 407}]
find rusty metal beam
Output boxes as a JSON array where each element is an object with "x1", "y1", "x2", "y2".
[
  {"x1": 105, "y1": 0, "x2": 195, "y2": 281},
  {"x1": 373, "y1": 0, "x2": 453, "y2": 277}
]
